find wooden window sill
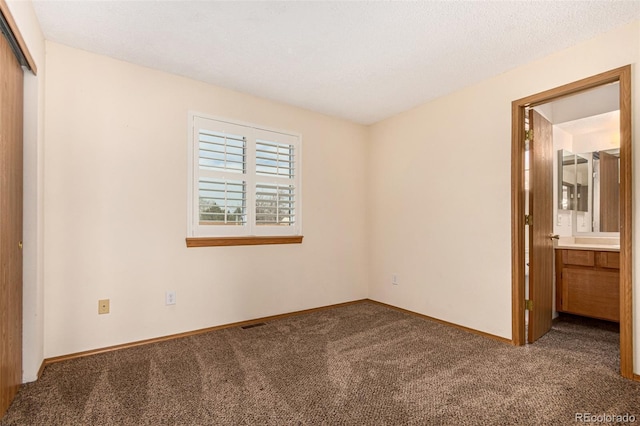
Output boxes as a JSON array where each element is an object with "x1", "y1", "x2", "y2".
[{"x1": 186, "y1": 236, "x2": 303, "y2": 248}]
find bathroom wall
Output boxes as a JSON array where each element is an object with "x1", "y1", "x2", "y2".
[{"x1": 573, "y1": 128, "x2": 620, "y2": 153}]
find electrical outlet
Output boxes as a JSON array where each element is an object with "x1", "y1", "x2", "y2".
[
  {"x1": 392, "y1": 274, "x2": 399, "y2": 285},
  {"x1": 166, "y1": 291, "x2": 176, "y2": 305},
  {"x1": 98, "y1": 299, "x2": 110, "y2": 314}
]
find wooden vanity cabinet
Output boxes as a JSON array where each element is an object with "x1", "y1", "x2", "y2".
[{"x1": 555, "y1": 249, "x2": 620, "y2": 322}]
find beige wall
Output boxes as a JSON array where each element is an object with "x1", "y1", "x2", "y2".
[
  {"x1": 6, "y1": 0, "x2": 46, "y2": 382},
  {"x1": 43, "y1": 42, "x2": 369, "y2": 358},
  {"x1": 368, "y1": 21, "x2": 640, "y2": 370}
]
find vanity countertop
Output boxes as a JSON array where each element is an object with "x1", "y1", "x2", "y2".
[{"x1": 555, "y1": 237, "x2": 620, "y2": 252}]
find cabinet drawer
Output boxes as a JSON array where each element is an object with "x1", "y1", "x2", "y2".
[
  {"x1": 596, "y1": 251, "x2": 620, "y2": 269},
  {"x1": 562, "y1": 250, "x2": 595, "y2": 266}
]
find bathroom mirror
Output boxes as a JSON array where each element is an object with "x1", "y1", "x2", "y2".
[
  {"x1": 575, "y1": 154, "x2": 589, "y2": 213},
  {"x1": 557, "y1": 148, "x2": 620, "y2": 233},
  {"x1": 557, "y1": 149, "x2": 575, "y2": 211},
  {"x1": 546, "y1": 89, "x2": 620, "y2": 235}
]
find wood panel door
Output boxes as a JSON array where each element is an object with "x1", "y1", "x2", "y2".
[
  {"x1": 0, "y1": 30, "x2": 24, "y2": 417},
  {"x1": 527, "y1": 110, "x2": 554, "y2": 343},
  {"x1": 599, "y1": 151, "x2": 620, "y2": 232}
]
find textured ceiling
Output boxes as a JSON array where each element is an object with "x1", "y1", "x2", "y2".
[{"x1": 32, "y1": 1, "x2": 640, "y2": 125}]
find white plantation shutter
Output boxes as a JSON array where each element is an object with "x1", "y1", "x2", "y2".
[
  {"x1": 199, "y1": 130, "x2": 246, "y2": 174},
  {"x1": 255, "y1": 183, "x2": 295, "y2": 226},
  {"x1": 256, "y1": 140, "x2": 294, "y2": 178},
  {"x1": 251, "y1": 129, "x2": 299, "y2": 236},
  {"x1": 198, "y1": 179, "x2": 246, "y2": 225},
  {"x1": 189, "y1": 114, "x2": 301, "y2": 237}
]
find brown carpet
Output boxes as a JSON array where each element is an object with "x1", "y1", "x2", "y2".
[{"x1": 2, "y1": 302, "x2": 639, "y2": 425}]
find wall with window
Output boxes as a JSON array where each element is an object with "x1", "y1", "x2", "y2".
[
  {"x1": 43, "y1": 42, "x2": 369, "y2": 358},
  {"x1": 367, "y1": 20, "x2": 639, "y2": 365}
]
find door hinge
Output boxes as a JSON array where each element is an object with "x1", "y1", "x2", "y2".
[
  {"x1": 525, "y1": 129, "x2": 533, "y2": 141},
  {"x1": 525, "y1": 214, "x2": 532, "y2": 226},
  {"x1": 525, "y1": 299, "x2": 533, "y2": 310}
]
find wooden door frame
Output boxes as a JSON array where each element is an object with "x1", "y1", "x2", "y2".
[{"x1": 511, "y1": 65, "x2": 633, "y2": 379}]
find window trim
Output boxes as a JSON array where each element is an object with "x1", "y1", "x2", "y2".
[{"x1": 186, "y1": 112, "x2": 303, "y2": 247}]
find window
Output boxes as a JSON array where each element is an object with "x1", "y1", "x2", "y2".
[{"x1": 187, "y1": 114, "x2": 302, "y2": 246}]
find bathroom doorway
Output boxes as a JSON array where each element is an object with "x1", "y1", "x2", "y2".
[{"x1": 511, "y1": 66, "x2": 633, "y2": 379}]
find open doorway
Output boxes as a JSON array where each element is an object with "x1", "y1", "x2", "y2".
[{"x1": 511, "y1": 66, "x2": 633, "y2": 379}]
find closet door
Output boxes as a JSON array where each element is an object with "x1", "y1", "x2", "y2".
[{"x1": 0, "y1": 26, "x2": 24, "y2": 417}]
